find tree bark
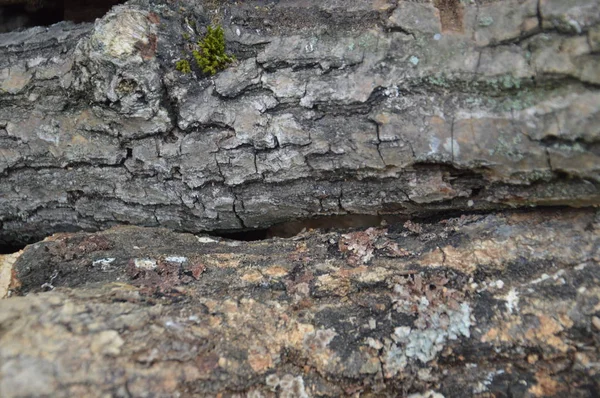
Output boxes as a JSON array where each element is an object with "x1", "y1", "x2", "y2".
[
  {"x1": 0, "y1": 0, "x2": 598, "y2": 245},
  {"x1": 1, "y1": 208, "x2": 599, "y2": 397}
]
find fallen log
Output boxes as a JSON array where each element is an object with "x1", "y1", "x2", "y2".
[
  {"x1": 1, "y1": 209, "x2": 599, "y2": 396},
  {"x1": 0, "y1": 0, "x2": 598, "y2": 245}
]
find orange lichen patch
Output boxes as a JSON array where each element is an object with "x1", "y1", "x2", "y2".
[
  {"x1": 241, "y1": 270, "x2": 263, "y2": 283},
  {"x1": 483, "y1": 313, "x2": 571, "y2": 353},
  {"x1": 208, "y1": 316, "x2": 222, "y2": 328},
  {"x1": 316, "y1": 273, "x2": 352, "y2": 296},
  {"x1": 263, "y1": 266, "x2": 289, "y2": 278},
  {"x1": 481, "y1": 318, "x2": 523, "y2": 343},
  {"x1": 286, "y1": 322, "x2": 315, "y2": 347},
  {"x1": 524, "y1": 315, "x2": 570, "y2": 353},
  {"x1": 137, "y1": 34, "x2": 158, "y2": 61},
  {"x1": 202, "y1": 253, "x2": 242, "y2": 268},
  {"x1": 434, "y1": 0, "x2": 464, "y2": 33},
  {"x1": 421, "y1": 247, "x2": 446, "y2": 267},
  {"x1": 222, "y1": 299, "x2": 239, "y2": 314},
  {"x1": 0, "y1": 251, "x2": 23, "y2": 298},
  {"x1": 372, "y1": 0, "x2": 395, "y2": 12},
  {"x1": 527, "y1": 354, "x2": 539, "y2": 364},
  {"x1": 557, "y1": 313, "x2": 574, "y2": 329},
  {"x1": 247, "y1": 346, "x2": 274, "y2": 373},
  {"x1": 529, "y1": 371, "x2": 565, "y2": 397},
  {"x1": 69, "y1": 134, "x2": 89, "y2": 146},
  {"x1": 421, "y1": 237, "x2": 520, "y2": 274},
  {"x1": 317, "y1": 264, "x2": 397, "y2": 294},
  {"x1": 147, "y1": 12, "x2": 160, "y2": 25},
  {"x1": 336, "y1": 265, "x2": 368, "y2": 278},
  {"x1": 295, "y1": 242, "x2": 309, "y2": 253}
]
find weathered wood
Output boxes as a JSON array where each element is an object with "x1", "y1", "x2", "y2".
[
  {"x1": 1, "y1": 209, "x2": 599, "y2": 397},
  {"x1": 1, "y1": 3, "x2": 599, "y2": 395},
  {"x1": 0, "y1": 0, "x2": 598, "y2": 245}
]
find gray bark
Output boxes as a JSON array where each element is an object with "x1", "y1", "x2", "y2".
[
  {"x1": 1, "y1": 2, "x2": 600, "y2": 396},
  {"x1": 0, "y1": 0, "x2": 598, "y2": 245}
]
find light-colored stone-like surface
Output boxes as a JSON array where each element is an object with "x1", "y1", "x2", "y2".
[{"x1": 1, "y1": 209, "x2": 598, "y2": 396}]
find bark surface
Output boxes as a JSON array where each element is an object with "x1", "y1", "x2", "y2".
[
  {"x1": 1, "y1": 209, "x2": 599, "y2": 397},
  {"x1": 0, "y1": 0, "x2": 599, "y2": 245},
  {"x1": 1, "y1": 2, "x2": 600, "y2": 396}
]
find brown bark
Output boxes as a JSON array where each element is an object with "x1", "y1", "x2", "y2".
[{"x1": 1, "y1": 209, "x2": 599, "y2": 397}]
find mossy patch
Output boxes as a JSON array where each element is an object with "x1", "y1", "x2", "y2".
[
  {"x1": 175, "y1": 59, "x2": 192, "y2": 74},
  {"x1": 176, "y1": 25, "x2": 235, "y2": 76},
  {"x1": 192, "y1": 25, "x2": 235, "y2": 76}
]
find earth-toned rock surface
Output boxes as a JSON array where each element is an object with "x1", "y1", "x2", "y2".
[
  {"x1": 0, "y1": 0, "x2": 598, "y2": 245},
  {"x1": 1, "y1": 209, "x2": 599, "y2": 397}
]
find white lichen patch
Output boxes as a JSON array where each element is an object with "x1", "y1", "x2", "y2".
[
  {"x1": 529, "y1": 269, "x2": 566, "y2": 285},
  {"x1": 473, "y1": 369, "x2": 505, "y2": 394},
  {"x1": 134, "y1": 258, "x2": 157, "y2": 270},
  {"x1": 197, "y1": 236, "x2": 218, "y2": 243},
  {"x1": 401, "y1": 303, "x2": 471, "y2": 363},
  {"x1": 92, "y1": 258, "x2": 116, "y2": 271},
  {"x1": 408, "y1": 391, "x2": 445, "y2": 398},
  {"x1": 303, "y1": 328, "x2": 337, "y2": 350},
  {"x1": 443, "y1": 137, "x2": 460, "y2": 157},
  {"x1": 383, "y1": 274, "x2": 473, "y2": 377},
  {"x1": 88, "y1": 7, "x2": 156, "y2": 62},
  {"x1": 265, "y1": 374, "x2": 310, "y2": 398},
  {"x1": 504, "y1": 288, "x2": 519, "y2": 314},
  {"x1": 165, "y1": 256, "x2": 187, "y2": 263}
]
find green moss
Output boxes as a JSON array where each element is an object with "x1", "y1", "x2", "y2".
[
  {"x1": 192, "y1": 25, "x2": 235, "y2": 76},
  {"x1": 176, "y1": 59, "x2": 192, "y2": 74}
]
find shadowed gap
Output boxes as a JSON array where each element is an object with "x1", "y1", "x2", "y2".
[
  {"x1": 0, "y1": 0, "x2": 126, "y2": 33},
  {"x1": 217, "y1": 214, "x2": 409, "y2": 241},
  {"x1": 0, "y1": 242, "x2": 26, "y2": 254}
]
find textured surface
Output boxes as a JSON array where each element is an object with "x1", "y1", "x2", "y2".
[
  {"x1": 0, "y1": 0, "x2": 599, "y2": 244},
  {"x1": 1, "y1": 208, "x2": 599, "y2": 397}
]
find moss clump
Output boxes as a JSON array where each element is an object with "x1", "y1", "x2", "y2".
[
  {"x1": 175, "y1": 59, "x2": 192, "y2": 74},
  {"x1": 192, "y1": 25, "x2": 235, "y2": 76}
]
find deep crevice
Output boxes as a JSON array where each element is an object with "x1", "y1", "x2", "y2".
[
  {"x1": 0, "y1": 241, "x2": 27, "y2": 254},
  {"x1": 0, "y1": 0, "x2": 126, "y2": 33},
  {"x1": 215, "y1": 213, "x2": 410, "y2": 241}
]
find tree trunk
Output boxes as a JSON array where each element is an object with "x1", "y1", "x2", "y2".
[{"x1": 0, "y1": 0, "x2": 598, "y2": 245}]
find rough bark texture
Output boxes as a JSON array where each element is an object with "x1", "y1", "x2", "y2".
[
  {"x1": 1, "y1": 209, "x2": 599, "y2": 397},
  {"x1": 1, "y1": 1, "x2": 600, "y2": 396},
  {"x1": 0, "y1": 0, "x2": 599, "y2": 245}
]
